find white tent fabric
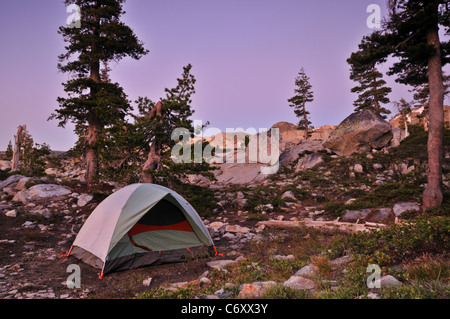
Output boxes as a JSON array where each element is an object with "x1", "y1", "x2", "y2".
[{"x1": 66, "y1": 183, "x2": 215, "y2": 276}]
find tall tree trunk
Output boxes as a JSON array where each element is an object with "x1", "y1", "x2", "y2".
[
  {"x1": 142, "y1": 101, "x2": 164, "y2": 183},
  {"x1": 85, "y1": 7, "x2": 101, "y2": 185},
  {"x1": 302, "y1": 95, "x2": 308, "y2": 140},
  {"x1": 373, "y1": 67, "x2": 380, "y2": 114},
  {"x1": 423, "y1": 26, "x2": 444, "y2": 209},
  {"x1": 85, "y1": 119, "x2": 101, "y2": 184},
  {"x1": 11, "y1": 125, "x2": 25, "y2": 172}
]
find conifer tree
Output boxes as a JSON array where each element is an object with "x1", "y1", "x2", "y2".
[
  {"x1": 386, "y1": 0, "x2": 449, "y2": 208},
  {"x1": 288, "y1": 68, "x2": 314, "y2": 138},
  {"x1": 4, "y1": 141, "x2": 13, "y2": 161},
  {"x1": 50, "y1": 0, "x2": 148, "y2": 185},
  {"x1": 348, "y1": 0, "x2": 449, "y2": 208},
  {"x1": 393, "y1": 98, "x2": 412, "y2": 137},
  {"x1": 137, "y1": 64, "x2": 213, "y2": 185},
  {"x1": 347, "y1": 33, "x2": 392, "y2": 118}
]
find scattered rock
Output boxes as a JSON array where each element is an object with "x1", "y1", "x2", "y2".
[
  {"x1": 281, "y1": 191, "x2": 296, "y2": 201},
  {"x1": 294, "y1": 265, "x2": 319, "y2": 278},
  {"x1": 371, "y1": 208, "x2": 392, "y2": 222},
  {"x1": 283, "y1": 276, "x2": 317, "y2": 291},
  {"x1": 231, "y1": 198, "x2": 248, "y2": 209},
  {"x1": 323, "y1": 110, "x2": 393, "y2": 156},
  {"x1": 22, "y1": 221, "x2": 34, "y2": 227},
  {"x1": 222, "y1": 233, "x2": 237, "y2": 240},
  {"x1": 224, "y1": 225, "x2": 250, "y2": 233},
  {"x1": 393, "y1": 202, "x2": 420, "y2": 217},
  {"x1": 15, "y1": 177, "x2": 30, "y2": 191},
  {"x1": 353, "y1": 164, "x2": 364, "y2": 173},
  {"x1": 400, "y1": 163, "x2": 415, "y2": 175},
  {"x1": 341, "y1": 209, "x2": 371, "y2": 222},
  {"x1": 279, "y1": 140, "x2": 324, "y2": 166},
  {"x1": 272, "y1": 254, "x2": 295, "y2": 260},
  {"x1": 206, "y1": 260, "x2": 236, "y2": 270},
  {"x1": 5, "y1": 210, "x2": 17, "y2": 218},
  {"x1": 294, "y1": 153, "x2": 323, "y2": 172},
  {"x1": 238, "y1": 281, "x2": 276, "y2": 298},
  {"x1": 213, "y1": 163, "x2": 267, "y2": 185},
  {"x1": 142, "y1": 277, "x2": 152, "y2": 286},
  {"x1": 13, "y1": 184, "x2": 72, "y2": 204},
  {"x1": 380, "y1": 275, "x2": 402, "y2": 288},
  {"x1": 209, "y1": 221, "x2": 225, "y2": 228},
  {"x1": 0, "y1": 175, "x2": 25, "y2": 191},
  {"x1": 77, "y1": 194, "x2": 93, "y2": 207},
  {"x1": 0, "y1": 160, "x2": 11, "y2": 171},
  {"x1": 44, "y1": 168, "x2": 59, "y2": 176}
]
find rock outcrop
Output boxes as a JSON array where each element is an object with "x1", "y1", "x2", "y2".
[
  {"x1": 323, "y1": 110, "x2": 393, "y2": 156},
  {"x1": 13, "y1": 184, "x2": 72, "y2": 204}
]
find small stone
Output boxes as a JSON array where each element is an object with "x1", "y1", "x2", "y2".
[
  {"x1": 143, "y1": 277, "x2": 152, "y2": 286},
  {"x1": 341, "y1": 209, "x2": 371, "y2": 222},
  {"x1": 223, "y1": 232, "x2": 236, "y2": 240},
  {"x1": 199, "y1": 277, "x2": 211, "y2": 285},
  {"x1": 77, "y1": 194, "x2": 94, "y2": 207},
  {"x1": 281, "y1": 191, "x2": 296, "y2": 201},
  {"x1": 238, "y1": 281, "x2": 276, "y2": 299},
  {"x1": 354, "y1": 164, "x2": 364, "y2": 173},
  {"x1": 294, "y1": 265, "x2": 318, "y2": 278},
  {"x1": 206, "y1": 260, "x2": 236, "y2": 270},
  {"x1": 224, "y1": 225, "x2": 250, "y2": 233},
  {"x1": 367, "y1": 292, "x2": 380, "y2": 299},
  {"x1": 393, "y1": 202, "x2": 420, "y2": 217},
  {"x1": 273, "y1": 254, "x2": 295, "y2": 260},
  {"x1": 209, "y1": 221, "x2": 225, "y2": 228},
  {"x1": 22, "y1": 221, "x2": 34, "y2": 227},
  {"x1": 371, "y1": 208, "x2": 392, "y2": 221},
  {"x1": 283, "y1": 276, "x2": 317, "y2": 290},
  {"x1": 380, "y1": 275, "x2": 402, "y2": 288},
  {"x1": 5, "y1": 210, "x2": 17, "y2": 218}
]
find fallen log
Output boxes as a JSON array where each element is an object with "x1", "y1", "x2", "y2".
[{"x1": 256, "y1": 219, "x2": 377, "y2": 233}]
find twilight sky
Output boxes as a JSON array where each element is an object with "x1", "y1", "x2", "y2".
[{"x1": 0, "y1": 0, "x2": 449, "y2": 151}]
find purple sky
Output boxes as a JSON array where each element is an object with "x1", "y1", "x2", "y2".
[{"x1": 0, "y1": 0, "x2": 449, "y2": 151}]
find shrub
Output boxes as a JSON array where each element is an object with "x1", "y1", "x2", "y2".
[
  {"x1": 324, "y1": 202, "x2": 346, "y2": 217},
  {"x1": 345, "y1": 216, "x2": 450, "y2": 266}
]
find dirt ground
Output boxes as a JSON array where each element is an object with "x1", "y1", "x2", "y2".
[{"x1": 0, "y1": 202, "x2": 234, "y2": 300}]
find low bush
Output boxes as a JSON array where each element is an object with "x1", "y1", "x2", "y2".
[{"x1": 344, "y1": 215, "x2": 450, "y2": 266}]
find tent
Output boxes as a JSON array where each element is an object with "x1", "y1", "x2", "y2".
[{"x1": 61, "y1": 183, "x2": 216, "y2": 277}]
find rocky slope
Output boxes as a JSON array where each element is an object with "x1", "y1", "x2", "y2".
[{"x1": 0, "y1": 110, "x2": 449, "y2": 299}]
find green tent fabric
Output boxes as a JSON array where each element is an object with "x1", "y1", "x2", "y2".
[{"x1": 63, "y1": 184, "x2": 215, "y2": 277}]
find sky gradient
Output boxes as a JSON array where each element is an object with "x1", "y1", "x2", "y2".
[{"x1": 0, "y1": 0, "x2": 449, "y2": 151}]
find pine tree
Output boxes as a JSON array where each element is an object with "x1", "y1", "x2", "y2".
[
  {"x1": 288, "y1": 68, "x2": 314, "y2": 138},
  {"x1": 347, "y1": 33, "x2": 392, "y2": 118},
  {"x1": 19, "y1": 131, "x2": 51, "y2": 177},
  {"x1": 350, "y1": 0, "x2": 449, "y2": 208},
  {"x1": 50, "y1": 0, "x2": 148, "y2": 185},
  {"x1": 386, "y1": 0, "x2": 449, "y2": 208},
  {"x1": 393, "y1": 98, "x2": 412, "y2": 137},
  {"x1": 138, "y1": 64, "x2": 213, "y2": 185},
  {"x1": 412, "y1": 73, "x2": 450, "y2": 108},
  {"x1": 4, "y1": 141, "x2": 13, "y2": 160}
]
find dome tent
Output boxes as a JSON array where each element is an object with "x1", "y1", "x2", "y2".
[{"x1": 61, "y1": 183, "x2": 216, "y2": 277}]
